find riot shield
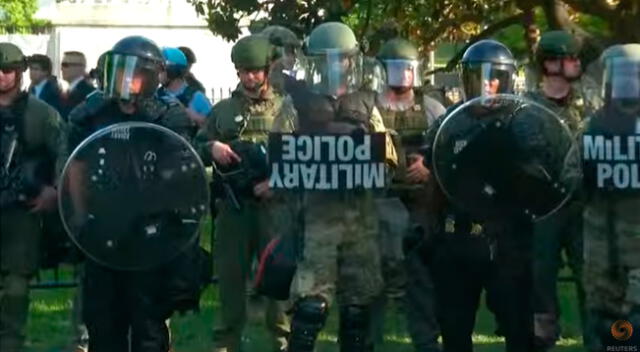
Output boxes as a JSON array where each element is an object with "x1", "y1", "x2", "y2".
[
  {"x1": 432, "y1": 93, "x2": 580, "y2": 221},
  {"x1": 58, "y1": 121, "x2": 209, "y2": 270},
  {"x1": 582, "y1": 51, "x2": 640, "y2": 194}
]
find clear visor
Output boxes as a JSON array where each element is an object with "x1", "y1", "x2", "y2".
[
  {"x1": 103, "y1": 53, "x2": 160, "y2": 101},
  {"x1": 462, "y1": 62, "x2": 515, "y2": 101},
  {"x1": 603, "y1": 57, "x2": 640, "y2": 100},
  {"x1": 274, "y1": 46, "x2": 299, "y2": 70},
  {"x1": 302, "y1": 49, "x2": 363, "y2": 97},
  {"x1": 382, "y1": 59, "x2": 421, "y2": 88}
]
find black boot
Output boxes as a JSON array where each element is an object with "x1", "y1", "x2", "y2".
[
  {"x1": 287, "y1": 296, "x2": 329, "y2": 352},
  {"x1": 339, "y1": 305, "x2": 373, "y2": 352}
]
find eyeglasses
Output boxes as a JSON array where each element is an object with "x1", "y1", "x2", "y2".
[{"x1": 61, "y1": 62, "x2": 83, "y2": 68}]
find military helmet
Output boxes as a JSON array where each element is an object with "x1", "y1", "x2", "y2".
[
  {"x1": 460, "y1": 39, "x2": 516, "y2": 100},
  {"x1": 377, "y1": 38, "x2": 419, "y2": 61},
  {"x1": 0, "y1": 42, "x2": 27, "y2": 72},
  {"x1": 162, "y1": 47, "x2": 188, "y2": 79},
  {"x1": 111, "y1": 36, "x2": 164, "y2": 64},
  {"x1": 305, "y1": 22, "x2": 358, "y2": 55},
  {"x1": 461, "y1": 39, "x2": 515, "y2": 66},
  {"x1": 537, "y1": 30, "x2": 579, "y2": 60},
  {"x1": 599, "y1": 43, "x2": 640, "y2": 105},
  {"x1": 102, "y1": 36, "x2": 164, "y2": 101},
  {"x1": 300, "y1": 22, "x2": 363, "y2": 97},
  {"x1": 231, "y1": 35, "x2": 275, "y2": 70},
  {"x1": 376, "y1": 38, "x2": 421, "y2": 90},
  {"x1": 260, "y1": 25, "x2": 300, "y2": 49}
]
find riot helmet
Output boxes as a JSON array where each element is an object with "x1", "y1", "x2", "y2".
[
  {"x1": 260, "y1": 25, "x2": 300, "y2": 68},
  {"x1": 102, "y1": 36, "x2": 164, "y2": 102},
  {"x1": 302, "y1": 22, "x2": 363, "y2": 97},
  {"x1": 460, "y1": 39, "x2": 516, "y2": 100},
  {"x1": 600, "y1": 44, "x2": 640, "y2": 113}
]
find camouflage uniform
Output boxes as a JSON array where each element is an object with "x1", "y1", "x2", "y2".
[
  {"x1": 525, "y1": 30, "x2": 588, "y2": 350},
  {"x1": 1, "y1": 42, "x2": 64, "y2": 352},
  {"x1": 526, "y1": 89, "x2": 586, "y2": 350},
  {"x1": 581, "y1": 44, "x2": 640, "y2": 351},
  {"x1": 195, "y1": 35, "x2": 291, "y2": 352},
  {"x1": 272, "y1": 94, "x2": 397, "y2": 307},
  {"x1": 373, "y1": 91, "x2": 444, "y2": 351},
  {"x1": 0, "y1": 94, "x2": 63, "y2": 352}
]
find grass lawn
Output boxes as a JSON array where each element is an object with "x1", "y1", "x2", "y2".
[{"x1": 22, "y1": 217, "x2": 585, "y2": 352}]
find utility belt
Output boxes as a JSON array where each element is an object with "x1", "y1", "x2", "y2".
[{"x1": 437, "y1": 213, "x2": 498, "y2": 261}]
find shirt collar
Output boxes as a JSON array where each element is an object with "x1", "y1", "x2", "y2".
[{"x1": 69, "y1": 77, "x2": 84, "y2": 91}]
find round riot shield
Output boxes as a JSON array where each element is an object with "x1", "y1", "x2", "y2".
[
  {"x1": 432, "y1": 93, "x2": 580, "y2": 221},
  {"x1": 58, "y1": 122, "x2": 209, "y2": 270},
  {"x1": 581, "y1": 49, "x2": 640, "y2": 195}
]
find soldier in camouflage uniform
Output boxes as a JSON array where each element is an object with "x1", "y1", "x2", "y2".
[
  {"x1": 369, "y1": 37, "x2": 444, "y2": 352},
  {"x1": 525, "y1": 30, "x2": 587, "y2": 351},
  {"x1": 195, "y1": 35, "x2": 292, "y2": 352},
  {"x1": 581, "y1": 44, "x2": 640, "y2": 352},
  {"x1": 0, "y1": 42, "x2": 64, "y2": 352},
  {"x1": 65, "y1": 36, "x2": 195, "y2": 352},
  {"x1": 270, "y1": 21, "x2": 397, "y2": 352}
]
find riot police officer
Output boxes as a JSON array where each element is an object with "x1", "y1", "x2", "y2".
[
  {"x1": 258, "y1": 25, "x2": 302, "y2": 95},
  {"x1": 0, "y1": 42, "x2": 64, "y2": 352},
  {"x1": 195, "y1": 34, "x2": 292, "y2": 352},
  {"x1": 423, "y1": 39, "x2": 535, "y2": 352},
  {"x1": 270, "y1": 21, "x2": 397, "y2": 352},
  {"x1": 581, "y1": 44, "x2": 640, "y2": 351},
  {"x1": 64, "y1": 35, "x2": 195, "y2": 352},
  {"x1": 369, "y1": 37, "x2": 443, "y2": 352},
  {"x1": 526, "y1": 30, "x2": 587, "y2": 351}
]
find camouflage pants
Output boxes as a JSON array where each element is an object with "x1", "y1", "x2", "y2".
[
  {"x1": 213, "y1": 200, "x2": 290, "y2": 352},
  {"x1": 290, "y1": 194, "x2": 383, "y2": 307},
  {"x1": 532, "y1": 200, "x2": 585, "y2": 350},
  {"x1": 371, "y1": 187, "x2": 440, "y2": 352},
  {"x1": 0, "y1": 207, "x2": 41, "y2": 352},
  {"x1": 583, "y1": 200, "x2": 640, "y2": 352}
]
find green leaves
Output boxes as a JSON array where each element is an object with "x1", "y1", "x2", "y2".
[{"x1": 1, "y1": 0, "x2": 51, "y2": 34}]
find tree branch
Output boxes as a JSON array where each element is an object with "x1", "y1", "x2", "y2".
[
  {"x1": 425, "y1": 12, "x2": 527, "y2": 74},
  {"x1": 358, "y1": 0, "x2": 374, "y2": 40},
  {"x1": 561, "y1": 0, "x2": 617, "y2": 19},
  {"x1": 420, "y1": 13, "x2": 485, "y2": 45}
]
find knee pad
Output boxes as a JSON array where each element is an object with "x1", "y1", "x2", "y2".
[{"x1": 288, "y1": 296, "x2": 329, "y2": 352}]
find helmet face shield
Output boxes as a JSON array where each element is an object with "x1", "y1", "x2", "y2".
[
  {"x1": 462, "y1": 62, "x2": 515, "y2": 100},
  {"x1": 603, "y1": 57, "x2": 640, "y2": 100},
  {"x1": 103, "y1": 53, "x2": 161, "y2": 102},
  {"x1": 274, "y1": 46, "x2": 299, "y2": 70},
  {"x1": 303, "y1": 49, "x2": 363, "y2": 97},
  {"x1": 381, "y1": 59, "x2": 421, "y2": 89}
]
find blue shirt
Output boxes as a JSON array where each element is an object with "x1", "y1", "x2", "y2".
[{"x1": 167, "y1": 82, "x2": 212, "y2": 116}]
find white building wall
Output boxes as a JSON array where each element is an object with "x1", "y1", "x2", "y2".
[{"x1": 3, "y1": 0, "x2": 247, "y2": 101}]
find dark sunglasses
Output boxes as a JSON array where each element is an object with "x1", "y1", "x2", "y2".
[{"x1": 61, "y1": 62, "x2": 83, "y2": 68}]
